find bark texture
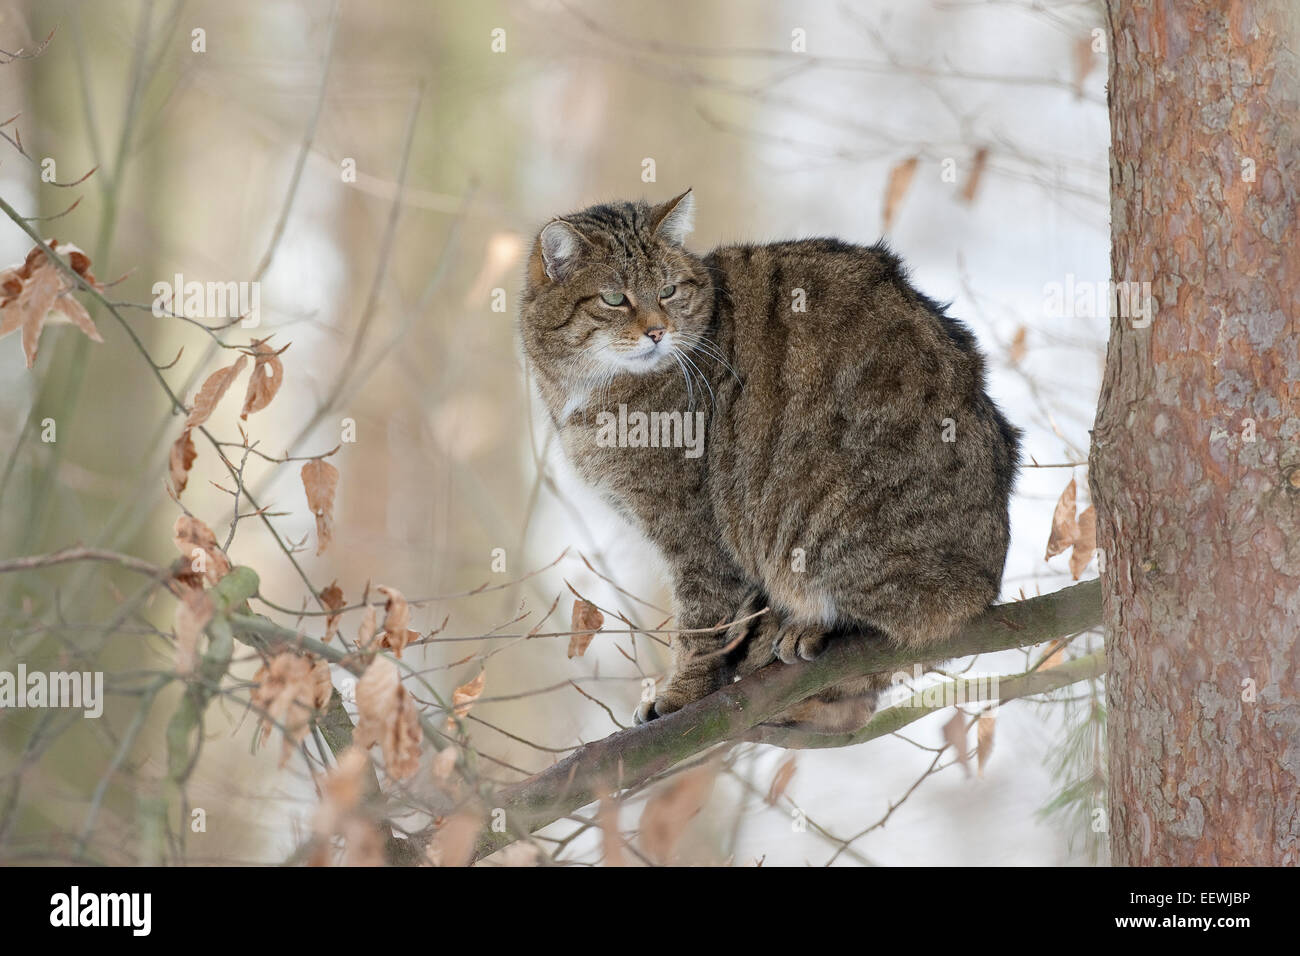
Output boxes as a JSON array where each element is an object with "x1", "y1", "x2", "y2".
[{"x1": 1095, "y1": 0, "x2": 1300, "y2": 865}]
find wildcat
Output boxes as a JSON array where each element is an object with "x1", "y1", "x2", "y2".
[{"x1": 518, "y1": 190, "x2": 1020, "y2": 733}]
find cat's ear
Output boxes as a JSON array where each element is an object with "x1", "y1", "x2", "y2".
[
  {"x1": 537, "y1": 220, "x2": 586, "y2": 282},
  {"x1": 650, "y1": 189, "x2": 695, "y2": 246}
]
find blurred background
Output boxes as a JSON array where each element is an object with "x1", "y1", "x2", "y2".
[{"x1": 0, "y1": 0, "x2": 1109, "y2": 865}]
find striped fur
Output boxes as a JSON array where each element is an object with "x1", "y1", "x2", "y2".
[{"x1": 518, "y1": 192, "x2": 1020, "y2": 733}]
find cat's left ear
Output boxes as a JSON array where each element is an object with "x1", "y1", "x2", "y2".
[
  {"x1": 650, "y1": 189, "x2": 695, "y2": 246},
  {"x1": 537, "y1": 220, "x2": 587, "y2": 282}
]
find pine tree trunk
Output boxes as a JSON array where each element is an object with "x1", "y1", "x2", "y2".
[{"x1": 1093, "y1": 0, "x2": 1300, "y2": 865}]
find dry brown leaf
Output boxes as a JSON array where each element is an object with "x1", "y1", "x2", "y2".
[
  {"x1": 168, "y1": 428, "x2": 197, "y2": 495},
  {"x1": 0, "y1": 241, "x2": 104, "y2": 368},
  {"x1": 172, "y1": 514, "x2": 231, "y2": 586},
  {"x1": 882, "y1": 156, "x2": 919, "y2": 231},
  {"x1": 451, "y1": 671, "x2": 486, "y2": 719},
  {"x1": 173, "y1": 586, "x2": 213, "y2": 676},
  {"x1": 1044, "y1": 477, "x2": 1079, "y2": 560},
  {"x1": 1008, "y1": 325, "x2": 1027, "y2": 366},
  {"x1": 241, "y1": 336, "x2": 286, "y2": 419},
  {"x1": 961, "y1": 146, "x2": 990, "y2": 204},
  {"x1": 568, "y1": 598, "x2": 604, "y2": 659},
  {"x1": 356, "y1": 604, "x2": 379, "y2": 651},
  {"x1": 639, "y1": 764, "x2": 716, "y2": 864},
  {"x1": 943, "y1": 709, "x2": 970, "y2": 777},
  {"x1": 497, "y1": 843, "x2": 541, "y2": 867},
  {"x1": 1072, "y1": 33, "x2": 1095, "y2": 97},
  {"x1": 311, "y1": 749, "x2": 385, "y2": 869},
  {"x1": 1070, "y1": 505, "x2": 1097, "y2": 579},
  {"x1": 977, "y1": 713, "x2": 996, "y2": 778},
  {"x1": 1038, "y1": 642, "x2": 1067, "y2": 670},
  {"x1": 385, "y1": 628, "x2": 420, "y2": 657},
  {"x1": 314, "y1": 746, "x2": 370, "y2": 846},
  {"x1": 319, "y1": 581, "x2": 345, "y2": 642},
  {"x1": 310, "y1": 657, "x2": 332, "y2": 710},
  {"x1": 339, "y1": 818, "x2": 385, "y2": 868},
  {"x1": 425, "y1": 808, "x2": 483, "y2": 867},
  {"x1": 251, "y1": 653, "x2": 333, "y2": 766},
  {"x1": 376, "y1": 584, "x2": 418, "y2": 657},
  {"x1": 171, "y1": 563, "x2": 205, "y2": 593},
  {"x1": 309, "y1": 749, "x2": 379, "y2": 868},
  {"x1": 599, "y1": 797, "x2": 625, "y2": 867},
  {"x1": 353, "y1": 656, "x2": 421, "y2": 779},
  {"x1": 325, "y1": 748, "x2": 369, "y2": 814},
  {"x1": 431, "y1": 744, "x2": 459, "y2": 783},
  {"x1": 766, "y1": 755, "x2": 798, "y2": 806},
  {"x1": 185, "y1": 354, "x2": 248, "y2": 429},
  {"x1": 301, "y1": 459, "x2": 339, "y2": 555}
]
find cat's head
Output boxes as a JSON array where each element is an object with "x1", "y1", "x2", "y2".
[{"x1": 519, "y1": 190, "x2": 714, "y2": 385}]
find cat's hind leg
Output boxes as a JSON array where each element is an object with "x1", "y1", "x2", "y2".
[
  {"x1": 762, "y1": 622, "x2": 891, "y2": 734},
  {"x1": 763, "y1": 674, "x2": 885, "y2": 734},
  {"x1": 771, "y1": 623, "x2": 827, "y2": 663},
  {"x1": 759, "y1": 576, "x2": 838, "y2": 664}
]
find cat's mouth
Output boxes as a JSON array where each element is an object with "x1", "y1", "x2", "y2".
[{"x1": 616, "y1": 338, "x2": 670, "y2": 371}]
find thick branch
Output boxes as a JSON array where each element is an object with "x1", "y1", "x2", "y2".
[{"x1": 472, "y1": 579, "x2": 1100, "y2": 861}]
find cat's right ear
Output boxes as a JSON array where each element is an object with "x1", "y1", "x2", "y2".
[
  {"x1": 650, "y1": 188, "x2": 695, "y2": 245},
  {"x1": 535, "y1": 220, "x2": 586, "y2": 283}
]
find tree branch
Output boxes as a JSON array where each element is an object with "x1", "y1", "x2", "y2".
[
  {"x1": 471, "y1": 579, "x2": 1100, "y2": 861},
  {"x1": 748, "y1": 649, "x2": 1106, "y2": 749},
  {"x1": 0, "y1": 545, "x2": 171, "y2": 579}
]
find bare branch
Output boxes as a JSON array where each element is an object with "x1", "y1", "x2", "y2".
[
  {"x1": 0, "y1": 546, "x2": 169, "y2": 579},
  {"x1": 472, "y1": 579, "x2": 1100, "y2": 861}
]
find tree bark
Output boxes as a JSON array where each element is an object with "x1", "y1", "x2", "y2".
[{"x1": 1095, "y1": 0, "x2": 1300, "y2": 865}]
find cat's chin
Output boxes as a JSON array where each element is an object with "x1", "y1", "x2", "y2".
[{"x1": 611, "y1": 348, "x2": 669, "y2": 375}]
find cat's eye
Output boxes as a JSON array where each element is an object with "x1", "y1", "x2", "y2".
[
  {"x1": 659, "y1": 284, "x2": 677, "y2": 299},
  {"x1": 600, "y1": 291, "x2": 627, "y2": 307}
]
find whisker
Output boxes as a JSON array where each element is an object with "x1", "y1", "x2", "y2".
[
  {"x1": 671, "y1": 350, "x2": 695, "y2": 412},
  {"x1": 677, "y1": 347, "x2": 718, "y2": 414},
  {"x1": 676, "y1": 332, "x2": 733, "y2": 374},
  {"x1": 675, "y1": 345, "x2": 711, "y2": 414},
  {"x1": 675, "y1": 331, "x2": 743, "y2": 387}
]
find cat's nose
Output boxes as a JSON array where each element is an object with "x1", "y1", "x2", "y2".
[{"x1": 645, "y1": 326, "x2": 666, "y2": 344}]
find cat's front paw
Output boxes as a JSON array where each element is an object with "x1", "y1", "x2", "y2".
[
  {"x1": 632, "y1": 671, "x2": 717, "y2": 725},
  {"x1": 772, "y1": 624, "x2": 827, "y2": 664},
  {"x1": 634, "y1": 696, "x2": 680, "y2": 725}
]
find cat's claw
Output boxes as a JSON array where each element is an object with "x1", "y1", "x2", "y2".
[
  {"x1": 634, "y1": 697, "x2": 678, "y2": 724},
  {"x1": 772, "y1": 626, "x2": 827, "y2": 664}
]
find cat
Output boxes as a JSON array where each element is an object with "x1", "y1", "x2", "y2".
[{"x1": 518, "y1": 189, "x2": 1021, "y2": 733}]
